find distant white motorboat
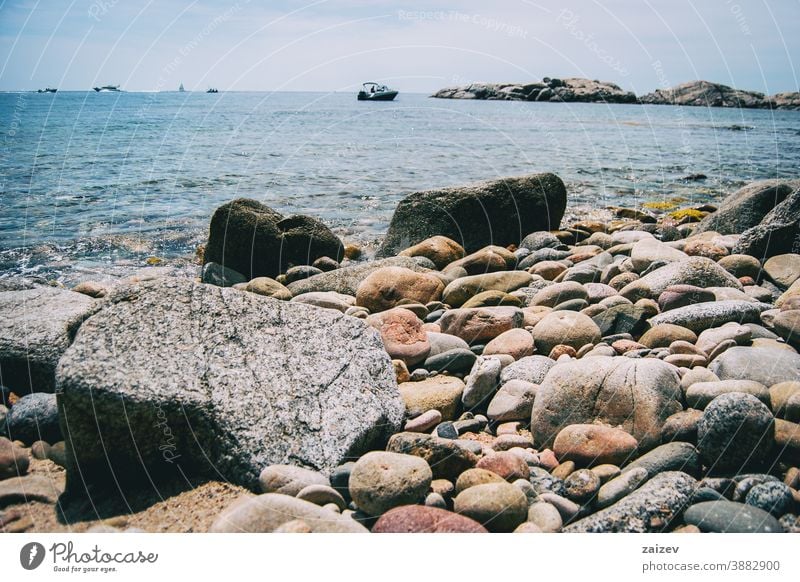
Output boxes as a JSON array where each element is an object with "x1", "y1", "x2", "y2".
[
  {"x1": 94, "y1": 85, "x2": 121, "y2": 92},
  {"x1": 357, "y1": 82, "x2": 398, "y2": 101}
]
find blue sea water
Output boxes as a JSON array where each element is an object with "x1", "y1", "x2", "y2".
[{"x1": 1, "y1": 90, "x2": 799, "y2": 283}]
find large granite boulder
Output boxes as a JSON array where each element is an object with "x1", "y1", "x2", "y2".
[
  {"x1": 55, "y1": 278, "x2": 403, "y2": 493},
  {"x1": 0, "y1": 287, "x2": 100, "y2": 393},
  {"x1": 377, "y1": 173, "x2": 566, "y2": 256},
  {"x1": 734, "y1": 188, "x2": 800, "y2": 260},
  {"x1": 693, "y1": 180, "x2": 798, "y2": 235},
  {"x1": 204, "y1": 198, "x2": 344, "y2": 279},
  {"x1": 531, "y1": 356, "x2": 682, "y2": 451}
]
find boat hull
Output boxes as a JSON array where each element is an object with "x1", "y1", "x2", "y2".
[{"x1": 357, "y1": 90, "x2": 398, "y2": 101}]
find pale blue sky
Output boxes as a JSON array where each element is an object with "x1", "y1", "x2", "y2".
[{"x1": 1, "y1": 0, "x2": 798, "y2": 94}]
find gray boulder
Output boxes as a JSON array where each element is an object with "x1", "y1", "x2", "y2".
[
  {"x1": 647, "y1": 300, "x2": 773, "y2": 333},
  {"x1": 709, "y1": 347, "x2": 800, "y2": 386},
  {"x1": 286, "y1": 256, "x2": 433, "y2": 296},
  {"x1": 734, "y1": 187, "x2": 800, "y2": 260},
  {"x1": 531, "y1": 356, "x2": 682, "y2": 451},
  {"x1": 694, "y1": 180, "x2": 799, "y2": 235},
  {"x1": 5, "y1": 393, "x2": 61, "y2": 445},
  {"x1": 619, "y1": 257, "x2": 742, "y2": 301},
  {"x1": 56, "y1": 278, "x2": 403, "y2": 492},
  {"x1": 564, "y1": 471, "x2": 697, "y2": 532},
  {"x1": 0, "y1": 287, "x2": 100, "y2": 393},
  {"x1": 378, "y1": 173, "x2": 567, "y2": 256}
]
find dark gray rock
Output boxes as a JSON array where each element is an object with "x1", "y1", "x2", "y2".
[
  {"x1": 683, "y1": 500, "x2": 783, "y2": 533},
  {"x1": 201, "y1": 262, "x2": 247, "y2": 287},
  {"x1": 531, "y1": 356, "x2": 682, "y2": 451},
  {"x1": 592, "y1": 304, "x2": 649, "y2": 336},
  {"x1": 204, "y1": 198, "x2": 344, "y2": 279},
  {"x1": 284, "y1": 265, "x2": 324, "y2": 284},
  {"x1": 622, "y1": 442, "x2": 701, "y2": 478},
  {"x1": 745, "y1": 481, "x2": 794, "y2": 517},
  {"x1": 709, "y1": 347, "x2": 800, "y2": 386},
  {"x1": 519, "y1": 231, "x2": 564, "y2": 251},
  {"x1": 564, "y1": 471, "x2": 697, "y2": 532},
  {"x1": 639, "y1": 80, "x2": 768, "y2": 109},
  {"x1": 697, "y1": 393, "x2": 774, "y2": 474},
  {"x1": 423, "y1": 348, "x2": 476, "y2": 373},
  {"x1": 378, "y1": 173, "x2": 567, "y2": 256},
  {"x1": 56, "y1": 278, "x2": 403, "y2": 492},
  {"x1": 647, "y1": 300, "x2": 772, "y2": 333},
  {"x1": 286, "y1": 256, "x2": 434, "y2": 296},
  {"x1": 693, "y1": 180, "x2": 798, "y2": 235},
  {"x1": 0, "y1": 287, "x2": 100, "y2": 393},
  {"x1": 518, "y1": 248, "x2": 572, "y2": 269},
  {"x1": 734, "y1": 187, "x2": 800, "y2": 260},
  {"x1": 5, "y1": 393, "x2": 61, "y2": 445}
]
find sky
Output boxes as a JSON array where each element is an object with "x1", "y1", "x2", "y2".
[{"x1": 1, "y1": 0, "x2": 798, "y2": 95}]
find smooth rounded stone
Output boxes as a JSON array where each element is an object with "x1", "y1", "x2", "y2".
[
  {"x1": 404, "y1": 410, "x2": 442, "y2": 433},
  {"x1": 563, "y1": 468, "x2": 601, "y2": 503},
  {"x1": 591, "y1": 304, "x2": 650, "y2": 338},
  {"x1": 590, "y1": 464, "x2": 621, "y2": 483},
  {"x1": 692, "y1": 486, "x2": 727, "y2": 503},
  {"x1": 565, "y1": 471, "x2": 697, "y2": 532},
  {"x1": 46, "y1": 441, "x2": 66, "y2": 468},
  {"x1": 532, "y1": 357, "x2": 682, "y2": 451},
  {"x1": 661, "y1": 409, "x2": 703, "y2": 443},
  {"x1": 686, "y1": 380, "x2": 770, "y2": 410},
  {"x1": 548, "y1": 344, "x2": 577, "y2": 359},
  {"x1": 259, "y1": 465, "x2": 330, "y2": 496},
  {"x1": 491, "y1": 434, "x2": 533, "y2": 452},
  {"x1": 774, "y1": 419, "x2": 800, "y2": 463},
  {"x1": 611, "y1": 339, "x2": 646, "y2": 355},
  {"x1": 583, "y1": 283, "x2": 617, "y2": 304},
  {"x1": 386, "y1": 432, "x2": 478, "y2": 481},
  {"x1": 553, "y1": 424, "x2": 638, "y2": 467},
  {"x1": 434, "y1": 422, "x2": 458, "y2": 439},
  {"x1": 442, "y1": 272, "x2": 533, "y2": 308},
  {"x1": 0, "y1": 437, "x2": 29, "y2": 479},
  {"x1": 454, "y1": 482, "x2": 529, "y2": 532},
  {"x1": 709, "y1": 347, "x2": 800, "y2": 386},
  {"x1": 718, "y1": 254, "x2": 762, "y2": 279},
  {"x1": 608, "y1": 272, "x2": 639, "y2": 291},
  {"x1": 30, "y1": 440, "x2": 51, "y2": 460},
  {"x1": 532, "y1": 311, "x2": 601, "y2": 355},
  {"x1": 527, "y1": 502, "x2": 563, "y2": 532},
  {"x1": 312, "y1": 256, "x2": 340, "y2": 272},
  {"x1": 409, "y1": 369, "x2": 429, "y2": 382},
  {"x1": 648, "y1": 300, "x2": 771, "y2": 335},
  {"x1": 462, "y1": 356, "x2": 501, "y2": 409},
  {"x1": 0, "y1": 473, "x2": 65, "y2": 506},
  {"x1": 486, "y1": 380, "x2": 537, "y2": 422},
  {"x1": 367, "y1": 307, "x2": 431, "y2": 366},
  {"x1": 476, "y1": 451, "x2": 530, "y2": 482},
  {"x1": 438, "y1": 307, "x2": 524, "y2": 344},
  {"x1": 372, "y1": 504, "x2": 488, "y2": 533},
  {"x1": 683, "y1": 500, "x2": 782, "y2": 533},
  {"x1": 446, "y1": 245, "x2": 517, "y2": 274},
  {"x1": 499, "y1": 355, "x2": 555, "y2": 385},
  {"x1": 455, "y1": 467, "x2": 506, "y2": 494},
  {"x1": 784, "y1": 467, "x2": 800, "y2": 489},
  {"x1": 356, "y1": 267, "x2": 444, "y2": 314},
  {"x1": 745, "y1": 481, "x2": 794, "y2": 517},
  {"x1": 291, "y1": 291, "x2": 356, "y2": 314},
  {"x1": 514, "y1": 522, "x2": 544, "y2": 533},
  {"x1": 774, "y1": 310, "x2": 800, "y2": 346},
  {"x1": 552, "y1": 297, "x2": 590, "y2": 312},
  {"x1": 629, "y1": 238, "x2": 688, "y2": 272},
  {"x1": 398, "y1": 376, "x2": 465, "y2": 421},
  {"x1": 330, "y1": 462, "x2": 354, "y2": 502},
  {"x1": 663, "y1": 353, "x2": 705, "y2": 368},
  {"x1": 698, "y1": 393, "x2": 775, "y2": 474},
  {"x1": 709, "y1": 286, "x2": 757, "y2": 303},
  {"x1": 679, "y1": 367, "x2": 720, "y2": 393},
  {"x1": 551, "y1": 460, "x2": 576, "y2": 480},
  {"x1": 349, "y1": 451, "x2": 432, "y2": 516},
  {"x1": 695, "y1": 323, "x2": 751, "y2": 355},
  {"x1": 426, "y1": 331, "x2": 470, "y2": 357},
  {"x1": 423, "y1": 349, "x2": 476, "y2": 374},
  {"x1": 776, "y1": 278, "x2": 800, "y2": 308},
  {"x1": 657, "y1": 284, "x2": 714, "y2": 312},
  {"x1": 763, "y1": 254, "x2": 800, "y2": 288},
  {"x1": 622, "y1": 441, "x2": 701, "y2": 478},
  {"x1": 520, "y1": 231, "x2": 563, "y2": 252},
  {"x1": 482, "y1": 328, "x2": 534, "y2": 360},
  {"x1": 243, "y1": 277, "x2": 293, "y2": 300},
  {"x1": 201, "y1": 262, "x2": 247, "y2": 287},
  {"x1": 530, "y1": 281, "x2": 588, "y2": 308},
  {"x1": 4, "y1": 393, "x2": 61, "y2": 445},
  {"x1": 529, "y1": 261, "x2": 567, "y2": 281},
  {"x1": 536, "y1": 492, "x2": 581, "y2": 522},
  {"x1": 284, "y1": 265, "x2": 324, "y2": 284},
  {"x1": 596, "y1": 467, "x2": 648, "y2": 508},
  {"x1": 399, "y1": 236, "x2": 465, "y2": 270},
  {"x1": 732, "y1": 474, "x2": 779, "y2": 501},
  {"x1": 638, "y1": 324, "x2": 696, "y2": 349},
  {"x1": 296, "y1": 484, "x2": 347, "y2": 510},
  {"x1": 272, "y1": 519, "x2": 313, "y2": 532},
  {"x1": 451, "y1": 438, "x2": 484, "y2": 457},
  {"x1": 461, "y1": 290, "x2": 522, "y2": 309},
  {"x1": 683, "y1": 239, "x2": 729, "y2": 261},
  {"x1": 619, "y1": 257, "x2": 742, "y2": 302},
  {"x1": 209, "y1": 493, "x2": 368, "y2": 533}
]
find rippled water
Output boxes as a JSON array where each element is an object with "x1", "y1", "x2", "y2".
[{"x1": 2, "y1": 90, "x2": 799, "y2": 282}]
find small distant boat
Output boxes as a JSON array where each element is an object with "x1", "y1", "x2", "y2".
[
  {"x1": 36, "y1": 88, "x2": 57, "y2": 93},
  {"x1": 93, "y1": 85, "x2": 121, "y2": 92},
  {"x1": 179, "y1": 82, "x2": 185, "y2": 92},
  {"x1": 357, "y1": 82, "x2": 397, "y2": 101},
  {"x1": 206, "y1": 88, "x2": 219, "y2": 93}
]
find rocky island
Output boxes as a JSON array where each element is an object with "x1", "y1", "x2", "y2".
[
  {"x1": 1, "y1": 174, "x2": 800, "y2": 533},
  {"x1": 432, "y1": 78, "x2": 800, "y2": 110}
]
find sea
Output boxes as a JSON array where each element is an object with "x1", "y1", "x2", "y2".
[{"x1": 1, "y1": 90, "x2": 799, "y2": 284}]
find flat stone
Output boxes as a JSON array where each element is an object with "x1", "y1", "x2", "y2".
[
  {"x1": 367, "y1": 307, "x2": 431, "y2": 366},
  {"x1": 530, "y1": 281, "x2": 588, "y2": 308},
  {"x1": 686, "y1": 380, "x2": 770, "y2": 410},
  {"x1": 56, "y1": 278, "x2": 403, "y2": 491},
  {"x1": 455, "y1": 468, "x2": 506, "y2": 494},
  {"x1": 630, "y1": 239, "x2": 688, "y2": 272},
  {"x1": 709, "y1": 347, "x2": 800, "y2": 386},
  {"x1": 349, "y1": 451, "x2": 433, "y2": 516},
  {"x1": 683, "y1": 500, "x2": 783, "y2": 533},
  {"x1": 553, "y1": 424, "x2": 638, "y2": 467},
  {"x1": 398, "y1": 376, "x2": 465, "y2": 421},
  {"x1": 647, "y1": 300, "x2": 771, "y2": 333},
  {"x1": 596, "y1": 467, "x2": 649, "y2": 508},
  {"x1": 356, "y1": 267, "x2": 444, "y2": 313},
  {"x1": 639, "y1": 324, "x2": 697, "y2": 348},
  {"x1": 499, "y1": 355, "x2": 555, "y2": 384},
  {"x1": 0, "y1": 473, "x2": 65, "y2": 507},
  {"x1": 657, "y1": 284, "x2": 716, "y2": 312},
  {"x1": 438, "y1": 307, "x2": 524, "y2": 344},
  {"x1": 533, "y1": 311, "x2": 601, "y2": 354},
  {"x1": 423, "y1": 348, "x2": 476, "y2": 373},
  {"x1": 486, "y1": 380, "x2": 538, "y2": 422},
  {"x1": 290, "y1": 291, "x2": 354, "y2": 312},
  {"x1": 453, "y1": 482, "x2": 528, "y2": 532},
  {"x1": 259, "y1": 465, "x2": 330, "y2": 496},
  {"x1": 0, "y1": 287, "x2": 100, "y2": 393},
  {"x1": 209, "y1": 493, "x2": 368, "y2": 533},
  {"x1": 462, "y1": 357, "x2": 502, "y2": 409},
  {"x1": 764, "y1": 255, "x2": 800, "y2": 288},
  {"x1": 372, "y1": 505, "x2": 488, "y2": 533},
  {"x1": 475, "y1": 451, "x2": 530, "y2": 482},
  {"x1": 622, "y1": 441, "x2": 701, "y2": 477},
  {"x1": 695, "y1": 323, "x2": 752, "y2": 354},
  {"x1": 565, "y1": 471, "x2": 697, "y2": 532},
  {"x1": 442, "y1": 272, "x2": 533, "y2": 308},
  {"x1": 245, "y1": 277, "x2": 292, "y2": 300}
]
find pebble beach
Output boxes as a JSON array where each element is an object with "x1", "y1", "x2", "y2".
[{"x1": 2, "y1": 171, "x2": 800, "y2": 534}]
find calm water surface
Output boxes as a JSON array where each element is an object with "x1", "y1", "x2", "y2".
[{"x1": 1, "y1": 90, "x2": 799, "y2": 282}]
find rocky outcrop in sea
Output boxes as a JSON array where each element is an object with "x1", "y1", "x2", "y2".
[
  {"x1": 1, "y1": 175, "x2": 800, "y2": 533},
  {"x1": 431, "y1": 77, "x2": 636, "y2": 104}
]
